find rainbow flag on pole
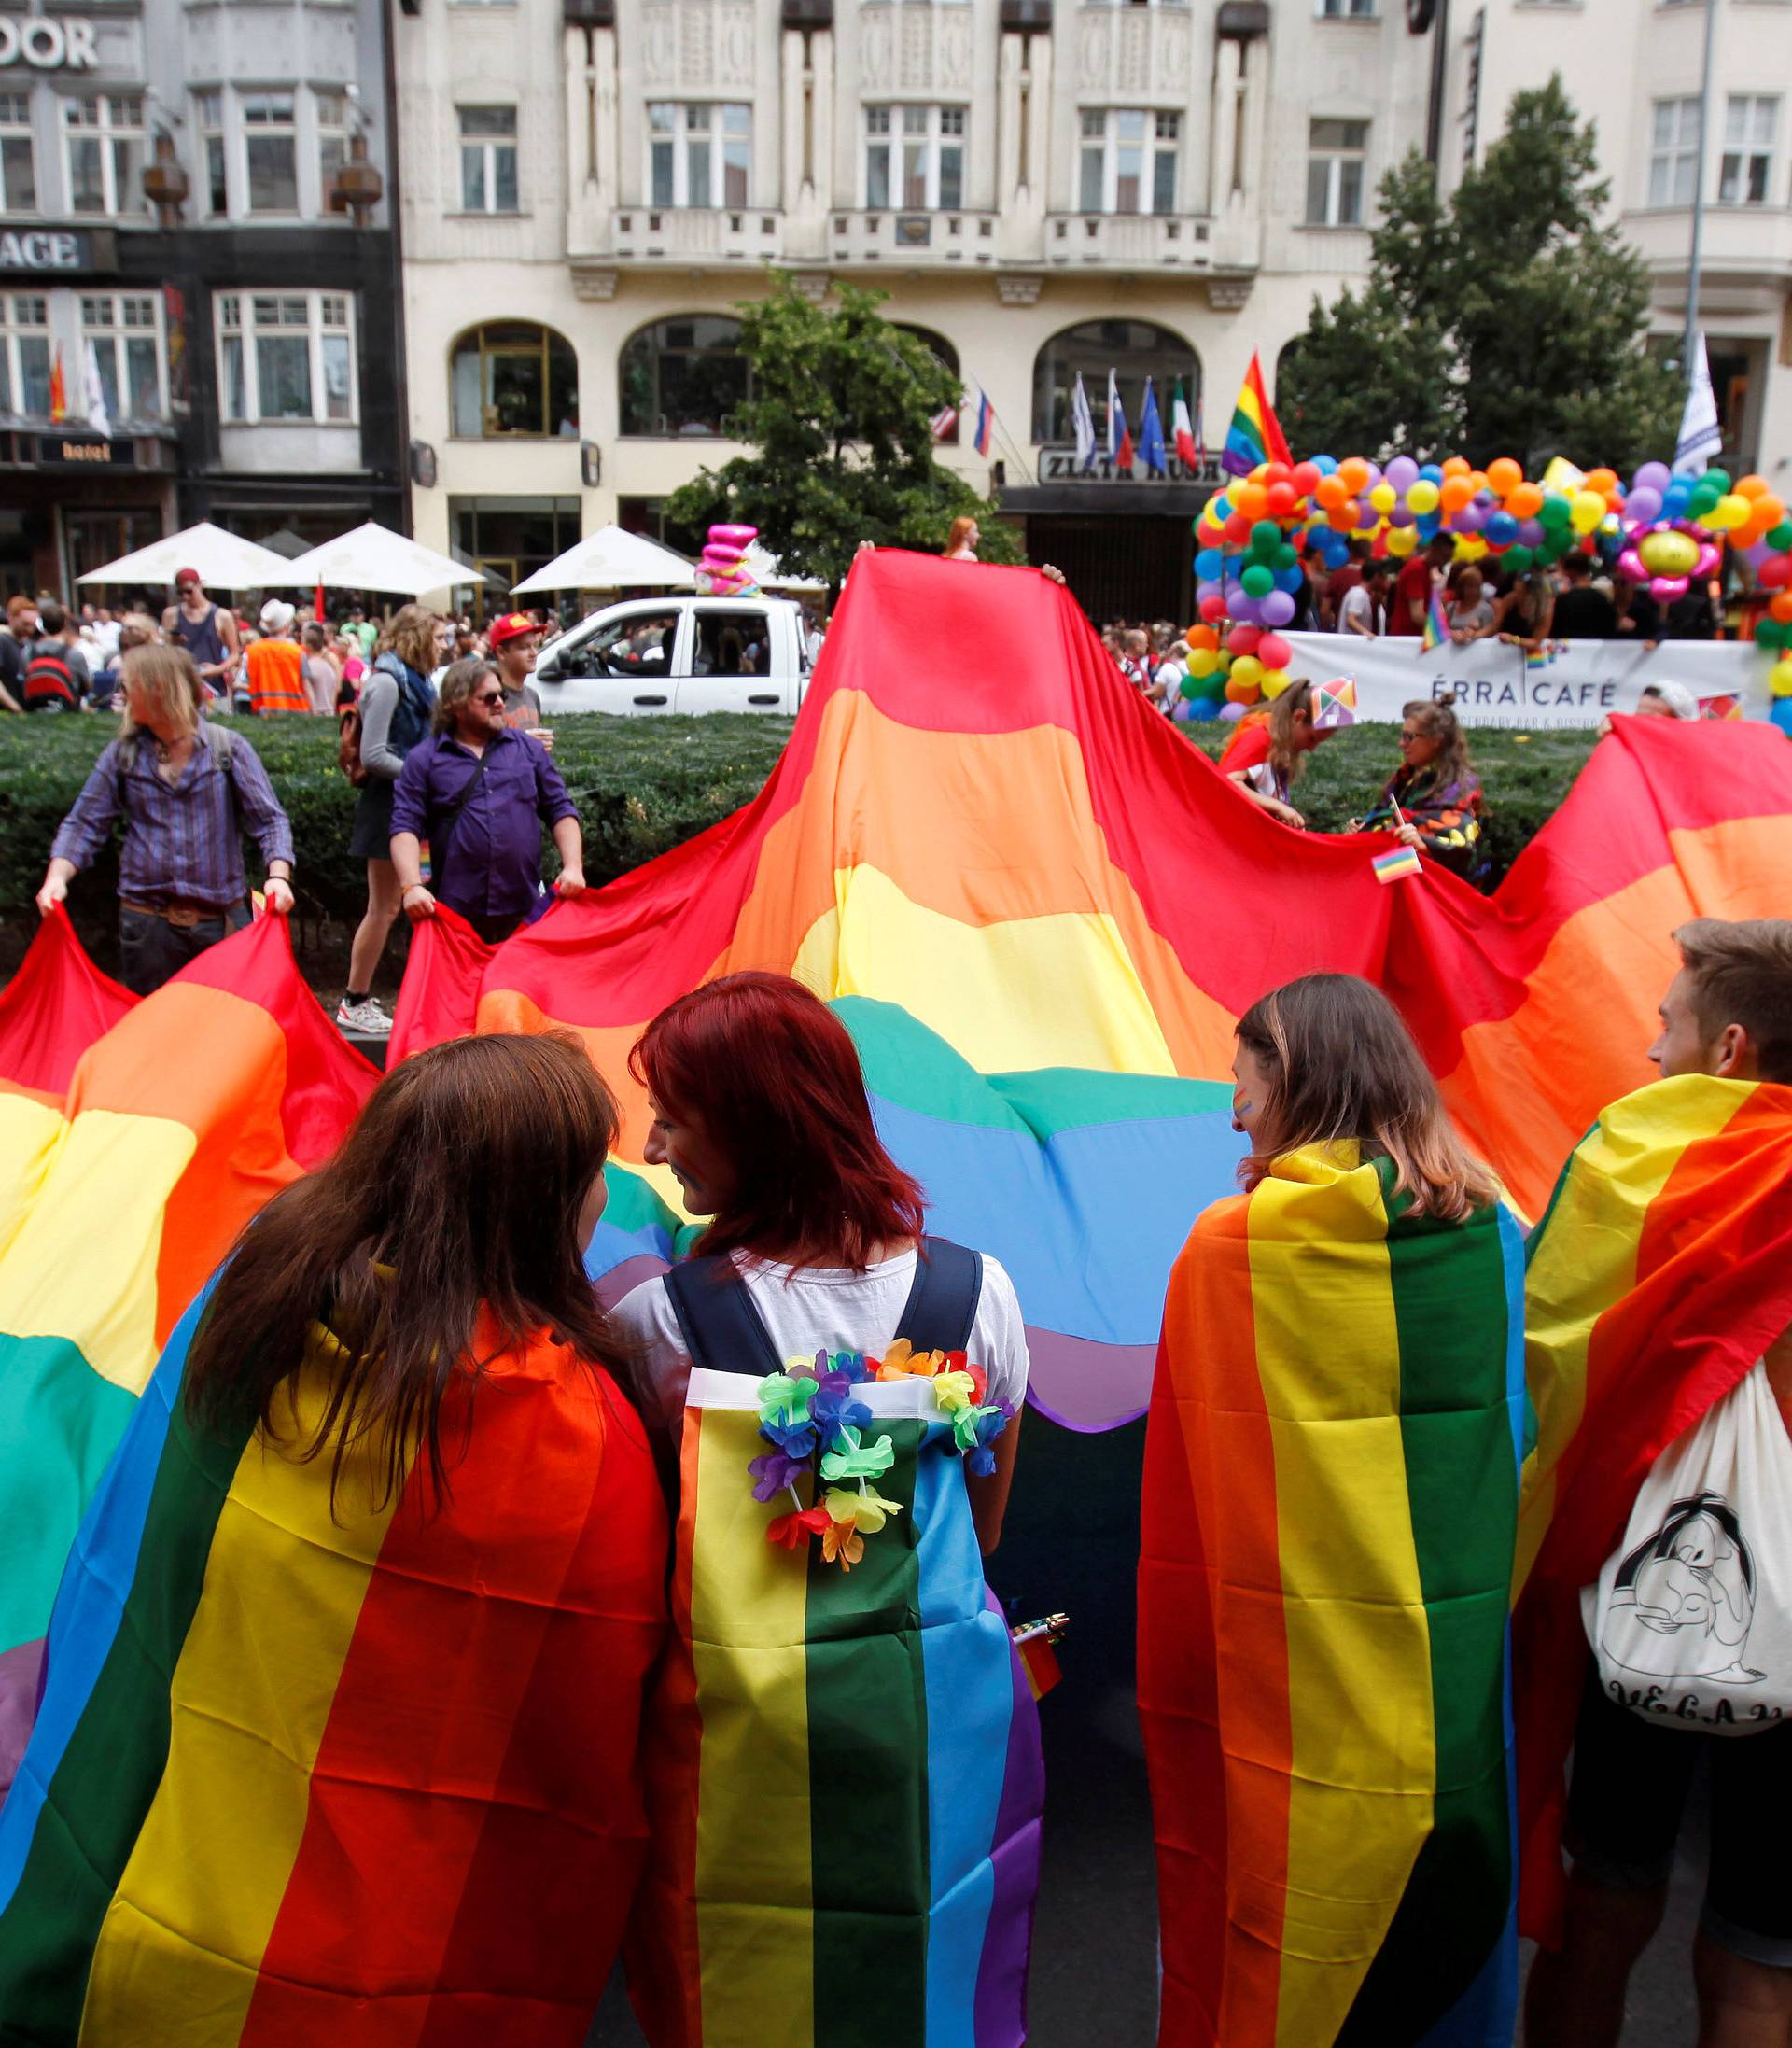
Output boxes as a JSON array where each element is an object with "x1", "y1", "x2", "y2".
[
  {"x1": 1140, "y1": 1145, "x2": 1529, "y2": 2048},
  {"x1": 1422, "y1": 589, "x2": 1450, "y2": 652},
  {"x1": 1514, "y1": 1076, "x2": 1792, "y2": 1942},
  {"x1": 0, "y1": 1297, "x2": 668, "y2": 2041},
  {"x1": 1219, "y1": 351, "x2": 1293, "y2": 478}
]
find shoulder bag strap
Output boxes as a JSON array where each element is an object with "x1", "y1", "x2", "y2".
[
  {"x1": 663, "y1": 1254, "x2": 787, "y2": 1379},
  {"x1": 893, "y1": 1236, "x2": 983, "y2": 1355},
  {"x1": 430, "y1": 739, "x2": 497, "y2": 859}
]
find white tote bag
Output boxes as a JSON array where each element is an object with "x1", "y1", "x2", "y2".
[{"x1": 1581, "y1": 1362, "x2": 1792, "y2": 1736}]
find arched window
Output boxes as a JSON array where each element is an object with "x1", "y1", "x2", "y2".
[
  {"x1": 1030, "y1": 319, "x2": 1199, "y2": 446},
  {"x1": 898, "y1": 324, "x2": 960, "y2": 442},
  {"x1": 619, "y1": 314, "x2": 749, "y2": 438},
  {"x1": 451, "y1": 323, "x2": 579, "y2": 439}
]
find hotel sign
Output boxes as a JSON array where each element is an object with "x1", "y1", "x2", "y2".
[
  {"x1": 0, "y1": 18, "x2": 102, "y2": 69},
  {"x1": 33, "y1": 433, "x2": 135, "y2": 467},
  {"x1": 1041, "y1": 447, "x2": 1224, "y2": 486}
]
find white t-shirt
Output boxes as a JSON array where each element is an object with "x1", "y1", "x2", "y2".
[
  {"x1": 1339, "y1": 583, "x2": 1383, "y2": 636},
  {"x1": 607, "y1": 1247, "x2": 1030, "y2": 1440}
]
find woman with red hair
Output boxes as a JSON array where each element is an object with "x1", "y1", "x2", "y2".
[{"x1": 612, "y1": 970, "x2": 1043, "y2": 2048}]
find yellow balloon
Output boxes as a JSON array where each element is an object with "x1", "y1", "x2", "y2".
[
  {"x1": 1407, "y1": 479, "x2": 1440, "y2": 515},
  {"x1": 1260, "y1": 667, "x2": 1291, "y2": 698},
  {"x1": 1716, "y1": 493, "x2": 1749, "y2": 530},
  {"x1": 1369, "y1": 484, "x2": 1396, "y2": 515},
  {"x1": 1638, "y1": 529, "x2": 1699, "y2": 577},
  {"x1": 1571, "y1": 490, "x2": 1605, "y2": 534},
  {"x1": 1455, "y1": 535, "x2": 1489, "y2": 562},
  {"x1": 1231, "y1": 655, "x2": 1264, "y2": 689},
  {"x1": 1386, "y1": 526, "x2": 1419, "y2": 556},
  {"x1": 1771, "y1": 658, "x2": 1792, "y2": 699},
  {"x1": 1186, "y1": 647, "x2": 1219, "y2": 679}
]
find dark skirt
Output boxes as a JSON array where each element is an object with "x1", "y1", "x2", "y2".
[{"x1": 347, "y1": 778, "x2": 396, "y2": 862}]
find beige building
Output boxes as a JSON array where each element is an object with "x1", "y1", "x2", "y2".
[{"x1": 392, "y1": 0, "x2": 1786, "y2": 620}]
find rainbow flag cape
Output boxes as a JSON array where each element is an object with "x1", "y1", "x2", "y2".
[
  {"x1": 0, "y1": 1296, "x2": 667, "y2": 2043},
  {"x1": 626, "y1": 1368, "x2": 1043, "y2": 2048},
  {"x1": 1513, "y1": 1076, "x2": 1792, "y2": 1941},
  {"x1": 1139, "y1": 1144, "x2": 1529, "y2": 2048},
  {"x1": 1422, "y1": 590, "x2": 1450, "y2": 652},
  {"x1": 1219, "y1": 351, "x2": 1293, "y2": 478},
  {"x1": 0, "y1": 913, "x2": 378, "y2": 1790}
]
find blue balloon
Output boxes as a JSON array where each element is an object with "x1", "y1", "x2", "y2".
[
  {"x1": 1196, "y1": 548, "x2": 1223, "y2": 580},
  {"x1": 1486, "y1": 510, "x2": 1519, "y2": 547},
  {"x1": 1275, "y1": 564, "x2": 1305, "y2": 592},
  {"x1": 1663, "y1": 482, "x2": 1692, "y2": 516},
  {"x1": 1415, "y1": 511, "x2": 1442, "y2": 539},
  {"x1": 1312, "y1": 454, "x2": 1338, "y2": 474},
  {"x1": 1771, "y1": 697, "x2": 1792, "y2": 737},
  {"x1": 1418, "y1": 463, "x2": 1443, "y2": 484}
]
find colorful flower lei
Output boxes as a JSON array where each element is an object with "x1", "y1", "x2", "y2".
[{"x1": 750, "y1": 1343, "x2": 1015, "y2": 1571}]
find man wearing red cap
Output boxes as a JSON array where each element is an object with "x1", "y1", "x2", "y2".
[
  {"x1": 486, "y1": 611, "x2": 553, "y2": 750},
  {"x1": 162, "y1": 569, "x2": 241, "y2": 698}
]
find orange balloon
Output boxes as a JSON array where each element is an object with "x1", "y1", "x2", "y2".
[
  {"x1": 1441, "y1": 456, "x2": 1470, "y2": 479},
  {"x1": 1583, "y1": 468, "x2": 1617, "y2": 498},
  {"x1": 1769, "y1": 590, "x2": 1792, "y2": 624},
  {"x1": 1505, "y1": 483, "x2": 1543, "y2": 520},
  {"x1": 1328, "y1": 503, "x2": 1361, "y2": 531},
  {"x1": 1440, "y1": 476, "x2": 1476, "y2": 514},
  {"x1": 1734, "y1": 516, "x2": 1770, "y2": 551},
  {"x1": 1737, "y1": 473, "x2": 1770, "y2": 500},
  {"x1": 1315, "y1": 474, "x2": 1349, "y2": 510},
  {"x1": 1189, "y1": 624, "x2": 1220, "y2": 651},
  {"x1": 1337, "y1": 457, "x2": 1371, "y2": 495},
  {"x1": 1486, "y1": 457, "x2": 1522, "y2": 498},
  {"x1": 1468, "y1": 471, "x2": 1490, "y2": 497},
  {"x1": 1234, "y1": 482, "x2": 1268, "y2": 521}
]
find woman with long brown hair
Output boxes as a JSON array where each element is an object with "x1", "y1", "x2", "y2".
[
  {"x1": 1140, "y1": 975, "x2": 1527, "y2": 2048},
  {"x1": 611, "y1": 970, "x2": 1043, "y2": 2048},
  {"x1": 338, "y1": 603, "x2": 442, "y2": 1037},
  {"x1": 0, "y1": 1033, "x2": 666, "y2": 2042},
  {"x1": 1360, "y1": 695, "x2": 1485, "y2": 877},
  {"x1": 1217, "y1": 677, "x2": 1338, "y2": 829}
]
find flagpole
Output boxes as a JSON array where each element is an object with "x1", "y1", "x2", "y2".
[{"x1": 1682, "y1": 0, "x2": 1717, "y2": 400}]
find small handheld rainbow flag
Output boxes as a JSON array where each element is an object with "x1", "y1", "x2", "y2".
[
  {"x1": 1699, "y1": 694, "x2": 1743, "y2": 721},
  {"x1": 1422, "y1": 589, "x2": 1450, "y2": 652},
  {"x1": 1373, "y1": 843, "x2": 1423, "y2": 885},
  {"x1": 1219, "y1": 351, "x2": 1292, "y2": 478},
  {"x1": 1312, "y1": 675, "x2": 1357, "y2": 729},
  {"x1": 1012, "y1": 1613, "x2": 1070, "y2": 1701}
]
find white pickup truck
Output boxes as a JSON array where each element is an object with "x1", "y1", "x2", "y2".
[{"x1": 531, "y1": 594, "x2": 814, "y2": 716}]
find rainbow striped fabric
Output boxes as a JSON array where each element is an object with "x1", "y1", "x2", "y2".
[
  {"x1": 1513, "y1": 1075, "x2": 1792, "y2": 1940},
  {"x1": 1373, "y1": 844, "x2": 1423, "y2": 884},
  {"x1": 0, "y1": 1292, "x2": 667, "y2": 2043},
  {"x1": 1422, "y1": 590, "x2": 1450, "y2": 652},
  {"x1": 626, "y1": 1368, "x2": 1043, "y2": 2048},
  {"x1": 1219, "y1": 351, "x2": 1293, "y2": 479},
  {"x1": 1139, "y1": 1144, "x2": 1529, "y2": 2048}
]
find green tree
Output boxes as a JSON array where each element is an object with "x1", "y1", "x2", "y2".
[
  {"x1": 1278, "y1": 77, "x2": 1681, "y2": 470},
  {"x1": 665, "y1": 274, "x2": 1023, "y2": 591}
]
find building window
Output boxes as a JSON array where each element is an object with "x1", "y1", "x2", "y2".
[
  {"x1": 619, "y1": 314, "x2": 749, "y2": 436},
  {"x1": 1648, "y1": 97, "x2": 1701, "y2": 207},
  {"x1": 1305, "y1": 118, "x2": 1367, "y2": 225},
  {"x1": 898, "y1": 323, "x2": 959, "y2": 442},
  {"x1": 1078, "y1": 109, "x2": 1178, "y2": 216},
  {"x1": 864, "y1": 104, "x2": 965, "y2": 211},
  {"x1": 316, "y1": 89, "x2": 351, "y2": 205},
  {"x1": 458, "y1": 105, "x2": 518, "y2": 213},
  {"x1": 1030, "y1": 317, "x2": 1199, "y2": 443},
  {"x1": 448, "y1": 497, "x2": 581, "y2": 615},
  {"x1": 195, "y1": 90, "x2": 227, "y2": 214},
  {"x1": 1719, "y1": 94, "x2": 1776, "y2": 205},
  {"x1": 80, "y1": 292, "x2": 165, "y2": 423},
  {"x1": 242, "y1": 91, "x2": 298, "y2": 213},
  {"x1": 0, "y1": 92, "x2": 35, "y2": 216},
  {"x1": 1315, "y1": 0, "x2": 1376, "y2": 14},
  {"x1": 647, "y1": 103, "x2": 750, "y2": 209},
  {"x1": 63, "y1": 94, "x2": 146, "y2": 217},
  {"x1": 0, "y1": 294, "x2": 50, "y2": 421},
  {"x1": 450, "y1": 321, "x2": 578, "y2": 437},
  {"x1": 216, "y1": 290, "x2": 357, "y2": 425}
]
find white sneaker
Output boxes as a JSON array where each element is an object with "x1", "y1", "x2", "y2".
[{"x1": 335, "y1": 997, "x2": 393, "y2": 1037}]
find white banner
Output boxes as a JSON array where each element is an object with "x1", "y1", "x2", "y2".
[{"x1": 1280, "y1": 632, "x2": 1771, "y2": 727}]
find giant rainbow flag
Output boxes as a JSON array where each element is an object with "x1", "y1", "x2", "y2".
[{"x1": 1, "y1": 549, "x2": 1789, "y2": 1792}]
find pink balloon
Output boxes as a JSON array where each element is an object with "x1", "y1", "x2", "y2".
[
  {"x1": 1652, "y1": 575, "x2": 1690, "y2": 602},
  {"x1": 1257, "y1": 633, "x2": 1292, "y2": 670},
  {"x1": 1226, "y1": 624, "x2": 1263, "y2": 657},
  {"x1": 1617, "y1": 548, "x2": 1645, "y2": 581}
]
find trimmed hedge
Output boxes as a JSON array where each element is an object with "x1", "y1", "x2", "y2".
[{"x1": 0, "y1": 710, "x2": 1596, "y2": 980}]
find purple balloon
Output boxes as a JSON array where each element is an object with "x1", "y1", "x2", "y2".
[
  {"x1": 1219, "y1": 701, "x2": 1247, "y2": 723},
  {"x1": 1197, "y1": 579, "x2": 1223, "y2": 604},
  {"x1": 1389, "y1": 504, "x2": 1415, "y2": 528},
  {"x1": 1633, "y1": 461, "x2": 1672, "y2": 494},
  {"x1": 1260, "y1": 590, "x2": 1296, "y2": 626},
  {"x1": 1230, "y1": 594, "x2": 1263, "y2": 624},
  {"x1": 1385, "y1": 456, "x2": 1419, "y2": 492},
  {"x1": 1224, "y1": 579, "x2": 1248, "y2": 609},
  {"x1": 1740, "y1": 540, "x2": 1771, "y2": 570},
  {"x1": 1518, "y1": 517, "x2": 1545, "y2": 547},
  {"x1": 1454, "y1": 502, "x2": 1487, "y2": 534},
  {"x1": 1626, "y1": 485, "x2": 1662, "y2": 525}
]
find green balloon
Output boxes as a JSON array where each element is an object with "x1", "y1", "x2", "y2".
[
  {"x1": 1274, "y1": 542, "x2": 1298, "y2": 571},
  {"x1": 1757, "y1": 618, "x2": 1789, "y2": 650},
  {"x1": 1539, "y1": 494, "x2": 1572, "y2": 529},
  {"x1": 1768, "y1": 522, "x2": 1792, "y2": 552},
  {"x1": 1251, "y1": 519, "x2": 1281, "y2": 552},
  {"x1": 1704, "y1": 468, "x2": 1732, "y2": 494},
  {"x1": 1504, "y1": 545, "x2": 1533, "y2": 572},
  {"x1": 1240, "y1": 563, "x2": 1274, "y2": 597}
]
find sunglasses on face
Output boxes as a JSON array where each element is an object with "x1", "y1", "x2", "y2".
[
  {"x1": 1399, "y1": 732, "x2": 1423, "y2": 746},
  {"x1": 472, "y1": 690, "x2": 504, "y2": 707}
]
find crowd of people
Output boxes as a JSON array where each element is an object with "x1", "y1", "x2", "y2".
[{"x1": 2, "y1": 920, "x2": 1787, "y2": 2048}]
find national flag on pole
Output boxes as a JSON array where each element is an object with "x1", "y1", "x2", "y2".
[
  {"x1": 1195, "y1": 396, "x2": 1208, "y2": 468},
  {"x1": 930, "y1": 400, "x2": 961, "y2": 442},
  {"x1": 1107, "y1": 370, "x2": 1134, "y2": 472},
  {"x1": 1220, "y1": 350, "x2": 1293, "y2": 478},
  {"x1": 973, "y1": 385, "x2": 993, "y2": 458},
  {"x1": 1673, "y1": 331, "x2": 1723, "y2": 477},
  {"x1": 1422, "y1": 589, "x2": 1450, "y2": 652},
  {"x1": 1071, "y1": 372, "x2": 1097, "y2": 471},
  {"x1": 1171, "y1": 380, "x2": 1198, "y2": 470},
  {"x1": 49, "y1": 345, "x2": 67, "y2": 425},
  {"x1": 82, "y1": 341, "x2": 109, "y2": 439},
  {"x1": 1138, "y1": 378, "x2": 1167, "y2": 478}
]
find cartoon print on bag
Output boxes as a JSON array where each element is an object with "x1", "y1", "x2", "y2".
[{"x1": 1603, "y1": 1491, "x2": 1765, "y2": 1685}]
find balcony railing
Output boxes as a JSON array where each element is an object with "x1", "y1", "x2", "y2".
[
  {"x1": 610, "y1": 208, "x2": 784, "y2": 263},
  {"x1": 830, "y1": 209, "x2": 1001, "y2": 265},
  {"x1": 1043, "y1": 212, "x2": 1215, "y2": 268}
]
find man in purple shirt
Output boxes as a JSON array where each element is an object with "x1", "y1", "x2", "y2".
[
  {"x1": 389, "y1": 657, "x2": 586, "y2": 946},
  {"x1": 35, "y1": 642, "x2": 295, "y2": 993}
]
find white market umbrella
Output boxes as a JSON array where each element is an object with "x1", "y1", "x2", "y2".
[
  {"x1": 511, "y1": 525, "x2": 693, "y2": 594},
  {"x1": 740, "y1": 542, "x2": 826, "y2": 594},
  {"x1": 278, "y1": 522, "x2": 493, "y2": 598},
  {"x1": 77, "y1": 521, "x2": 296, "y2": 590}
]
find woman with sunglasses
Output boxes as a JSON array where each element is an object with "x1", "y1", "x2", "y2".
[
  {"x1": 389, "y1": 657, "x2": 586, "y2": 947},
  {"x1": 1355, "y1": 695, "x2": 1485, "y2": 877}
]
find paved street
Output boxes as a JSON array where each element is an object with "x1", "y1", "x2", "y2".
[{"x1": 594, "y1": 1415, "x2": 1706, "y2": 2048}]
